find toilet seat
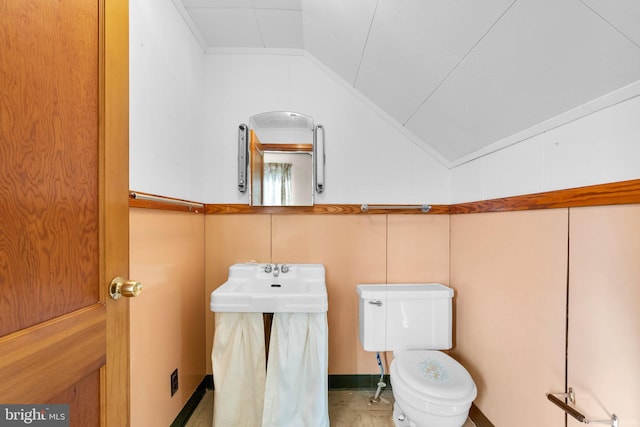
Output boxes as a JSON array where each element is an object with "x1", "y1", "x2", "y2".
[{"x1": 392, "y1": 350, "x2": 477, "y2": 407}]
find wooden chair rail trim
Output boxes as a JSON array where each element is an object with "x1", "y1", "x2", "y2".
[
  {"x1": 204, "y1": 204, "x2": 450, "y2": 214},
  {"x1": 129, "y1": 179, "x2": 640, "y2": 214},
  {"x1": 0, "y1": 304, "x2": 106, "y2": 403},
  {"x1": 450, "y1": 178, "x2": 640, "y2": 214}
]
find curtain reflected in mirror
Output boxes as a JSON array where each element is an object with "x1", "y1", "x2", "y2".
[
  {"x1": 246, "y1": 111, "x2": 318, "y2": 206},
  {"x1": 263, "y1": 163, "x2": 292, "y2": 206}
]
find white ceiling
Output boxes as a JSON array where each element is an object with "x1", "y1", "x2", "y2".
[{"x1": 175, "y1": 0, "x2": 640, "y2": 165}]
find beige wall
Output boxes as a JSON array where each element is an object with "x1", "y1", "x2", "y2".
[
  {"x1": 204, "y1": 214, "x2": 272, "y2": 374},
  {"x1": 450, "y1": 209, "x2": 568, "y2": 426},
  {"x1": 129, "y1": 208, "x2": 206, "y2": 427},
  {"x1": 129, "y1": 202, "x2": 639, "y2": 426},
  {"x1": 451, "y1": 205, "x2": 640, "y2": 426},
  {"x1": 568, "y1": 205, "x2": 640, "y2": 426},
  {"x1": 205, "y1": 214, "x2": 451, "y2": 375}
]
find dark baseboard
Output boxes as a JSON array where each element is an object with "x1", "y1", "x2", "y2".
[
  {"x1": 196, "y1": 373, "x2": 385, "y2": 391},
  {"x1": 469, "y1": 403, "x2": 495, "y2": 427},
  {"x1": 170, "y1": 376, "x2": 209, "y2": 427},
  {"x1": 328, "y1": 374, "x2": 392, "y2": 390},
  {"x1": 204, "y1": 374, "x2": 214, "y2": 390}
]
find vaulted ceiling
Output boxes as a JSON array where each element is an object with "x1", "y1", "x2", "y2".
[{"x1": 174, "y1": 0, "x2": 640, "y2": 165}]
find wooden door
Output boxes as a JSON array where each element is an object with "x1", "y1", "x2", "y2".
[{"x1": 0, "y1": 1, "x2": 129, "y2": 426}]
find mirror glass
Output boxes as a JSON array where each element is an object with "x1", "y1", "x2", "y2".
[{"x1": 248, "y1": 112, "x2": 315, "y2": 206}]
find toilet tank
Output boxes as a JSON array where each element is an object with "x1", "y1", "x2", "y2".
[{"x1": 357, "y1": 284, "x2": 454, "y2": 352}]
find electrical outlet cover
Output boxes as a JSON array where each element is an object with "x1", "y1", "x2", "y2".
[{"x1": 170, "y1": 369, "x2": 178, "y2": 396}]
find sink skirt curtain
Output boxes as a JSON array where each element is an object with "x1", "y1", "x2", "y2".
[
  {"x1": 211, "y1": 312, "x2": 328, "y2": 427},
  {"x1": 262, "y1": 312, "x2": 329, "y2": 427},
  {"x1": 212, "y1": 312, "x2": 266, "y2": 427}
]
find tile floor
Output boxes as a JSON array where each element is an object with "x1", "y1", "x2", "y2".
[{"x1": 185, "y1": 389, "x2": 476, "y2": 427}]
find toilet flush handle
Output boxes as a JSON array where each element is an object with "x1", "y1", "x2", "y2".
[{"x1": 368, "y1": 300, "x2": 382, "y2": 306}]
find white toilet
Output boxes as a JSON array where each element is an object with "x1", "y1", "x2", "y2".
[{"x1": 357, "y1": 284, "x2": 477, "y2": 427}]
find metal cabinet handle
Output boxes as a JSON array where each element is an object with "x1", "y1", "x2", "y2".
[{"x1": 368, "y1": 300, "x2": 382, "y2": 306}]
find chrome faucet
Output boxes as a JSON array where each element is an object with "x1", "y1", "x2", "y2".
[{"x1": 265, "y1": 263, "x2": 288, "y2": 277}]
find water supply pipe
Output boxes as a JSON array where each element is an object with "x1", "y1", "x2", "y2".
[{"x1": 370, "y1": 352, "x2": 387, "y2": 403}]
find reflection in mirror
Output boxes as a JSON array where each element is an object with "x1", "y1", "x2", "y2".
[
  {"x1": 241, "y1": 111, "x2": 323, "y2": 206},
  {"x1": 262, "y1": 152, "x2": 313, "y2": 205}
]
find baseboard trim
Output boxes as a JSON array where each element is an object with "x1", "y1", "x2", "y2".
[
  {"x1": 328, "y1": 374, "x2": 392, "y2": 390},
  {"x1": 469, "y1": 403, "x2": 495, "y2": 427},
  {"x1": 202, "y1": 373, "x2": 386, "y2": 391},
  {"x1": 170, "y1": 376, "x2": 209, "y2": 427},
  {"x1": 204, "y1": 374, "x2": 214, "y2": 390}
]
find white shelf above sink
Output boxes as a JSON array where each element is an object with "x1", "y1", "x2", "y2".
[{"x1": 211, "y1": 263, "x2": 328, "y2": 313}]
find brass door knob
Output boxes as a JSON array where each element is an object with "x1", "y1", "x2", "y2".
[{"x1": 109, "y1": 277, "x2": 143, "y2": 299}]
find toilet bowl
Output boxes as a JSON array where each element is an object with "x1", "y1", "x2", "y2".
[
  {"x1": 390, "y1": 350, "x2": 476, "y2": 427},
  {"x1": 356, "y1": 284, "x2": 477, "y2": 427}
]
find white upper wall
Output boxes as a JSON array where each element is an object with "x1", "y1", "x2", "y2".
[
  {"x1": 130, "y1": 0, "x2": 451, "y2": 204},
  {"x1": 451, "y1": 94, "x2": 640, "y2": 203},
  {"x1": 130, "y1": 1, "x2": 640, "y2": 205},
  {"x1": 202, "y1": 51, "x2": 452, "y2": 205},
  {"x1": 130, "y1": 0, "x2": 206, "y2": 202}
]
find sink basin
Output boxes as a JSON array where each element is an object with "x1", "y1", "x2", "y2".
[{"x1": 211, "y1": 263, "x2": 327, "y2": 313}]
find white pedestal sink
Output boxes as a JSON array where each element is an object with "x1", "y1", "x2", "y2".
[
  {"x1": 210, "y1": 263, "x2": 328, "y2": 313},
  {"x1": 210, "y1": 262, "x2": 329, "y2": 426}
]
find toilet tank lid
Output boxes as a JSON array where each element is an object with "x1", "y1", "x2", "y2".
[{"x1": 357, "y1": 283, "x2": 453, "y2": 299}]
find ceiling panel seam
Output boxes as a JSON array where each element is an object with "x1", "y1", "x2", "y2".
[
  {"x1": 402, "y1": 0, "x2": 520, "y2": 127},
  {"x1": 300, "y1": 51, "x2": 451, "y2": 168},
  {"x1": 249, "y1": 0, "x2": 267, "y2": 48},
  {"x1": 353, "y1": 0, "x2": 380, "y2": 87},
  {"x1": 576, "y1": 0, "x2": 640, "y2": 50}
]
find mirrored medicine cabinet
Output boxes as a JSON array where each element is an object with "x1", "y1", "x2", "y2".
[{"x1": 238, "y1": 111, "x2": 324, "y2": 206}]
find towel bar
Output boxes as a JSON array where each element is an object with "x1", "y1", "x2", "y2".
[
  {"x1": 360, "y1": 204, "x2": 431, "y2": 213},
  {"x1": 129, "y1": 192, "x2": 204, "y2": 210},
  {"x1": 546, "y1": 389, "x2": 618, "y2": 426}
]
